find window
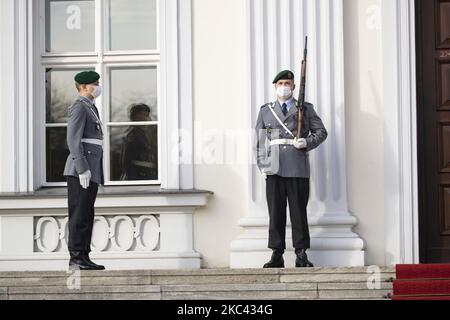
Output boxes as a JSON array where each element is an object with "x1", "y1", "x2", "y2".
[{"x1": 41, "y1": 0, "x2": 160, "y2": 186}]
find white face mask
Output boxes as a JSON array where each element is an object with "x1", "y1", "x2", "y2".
[
  {"x1": 91, "y1": 85, "x2": 102, "y2": 99},
  {"x1": 276, "y1": 85, "x2": 293, "y2": 99}
]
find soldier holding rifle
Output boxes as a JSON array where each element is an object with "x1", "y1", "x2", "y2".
[{"x1": 255, "y1": 37, "x2": 328, "y2": 268}]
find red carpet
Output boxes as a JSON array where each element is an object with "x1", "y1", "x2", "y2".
[{"x1": 391, "y1": 264, "x2": 450, "y2": 300}]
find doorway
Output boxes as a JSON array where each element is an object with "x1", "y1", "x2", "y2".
[{"x1": 416, "y1": 0, "x2": 450, "y2": 263}]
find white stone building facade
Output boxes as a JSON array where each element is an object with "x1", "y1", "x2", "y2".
[{"x1": 0, "y1": 0, "x2": 424, "y2": 271}]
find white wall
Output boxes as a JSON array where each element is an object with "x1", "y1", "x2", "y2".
[
  {"x1": 0, "y1": 0, "x2": 20, "y2": 193},
  {"x1": 0, "y1": 1, "x2": 3, "y2": 252},
  {"x1": 0, "y1": 1, "x2": 2, "y2": 181},
  {"x1": 343, "y1": 0, "x2": 385, "y2": 266},
  {"x1": 0, "y1": 0, "x2": 5, "y2": 188},
  {"x1": 191, "y1": 0, "x2": 249, "y2": 268}
]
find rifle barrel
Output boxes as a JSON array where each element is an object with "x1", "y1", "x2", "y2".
[{"x1": 304, "y1": 36, "x2": 308, "y2": 59}]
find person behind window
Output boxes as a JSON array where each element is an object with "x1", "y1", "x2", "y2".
[{"x1": 120, "y1": 103, "x2": 157, "y2": 181}]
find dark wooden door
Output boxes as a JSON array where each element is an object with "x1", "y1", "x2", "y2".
[{"x1": 417, "y1": 0, "x2": 450, "y2": 263}]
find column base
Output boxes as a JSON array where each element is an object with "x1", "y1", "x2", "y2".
[
  {"x1": 230, "y1": 216, "x2": 366, "y2": 268},
  {"x1": 230, "y1": 249, "x2": 364, "y2": 269}
]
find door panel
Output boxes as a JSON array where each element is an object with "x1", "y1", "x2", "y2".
[{"x1": 417, "y1": 0, "x2": 450, "y2": 263}]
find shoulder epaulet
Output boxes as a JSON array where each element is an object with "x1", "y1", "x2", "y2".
[
  {"x1": 69, "y1": 99, "x2": 88, "y2": 112},
  {"x1": 303, "y1": 101, "x2": 314, "y2": 108},
  {"x1": 70, "y1": 99, "x2": 83, "y2": 107},
  {"x1": 261, "y1": 102, "x2": 275, "y2": 109}
]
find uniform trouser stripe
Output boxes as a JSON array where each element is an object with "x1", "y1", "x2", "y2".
[{"x1": 266, "y1": 176, "x2": 310, "y2": 250}]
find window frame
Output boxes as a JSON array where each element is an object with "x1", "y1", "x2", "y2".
[{"x1": 38, "y1": 0, "x2": 162, "y2": 187}]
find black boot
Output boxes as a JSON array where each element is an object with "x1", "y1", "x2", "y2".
[
  {"x1": 84, "y1": 254, "x2": 105, "y2": 270},
  {"x1": 263, "y1": 249, "x2": 285, "y2": 268},
  {"x1": 295, "y1": 249, "x2": 314, "y2": 268},
  {"x1": 69, "y1": 251, "x2": 105, "y2": 270}
]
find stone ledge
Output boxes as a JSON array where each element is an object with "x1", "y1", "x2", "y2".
[
  {"x1": 0, "y1": 276, "x2": 152, "y2": 287},
  {"x1": 279, "y1": 267, "x2": 395, "y2": 274},
  {"x1": 0, "y1": 187, "x2": 214, "y2": 199},
  {"x1": 0, "y1": 189, "x2": 213, "y2": 211},
  {"x1": 0, "y1": 267, "x2": 396, "y2": 279},
  {"x1": 0, "y1": 268, "x2": 395, "y2": 300},
  {"x1": 318, "y1": 289, "x2": 391, "y2": 300},
  {"x1": 0, "y1": 287, "x2": 7, "y2": 300},
  {"x1": 152, "y1": 274, "x2": 280, "y2": 285},
  {"x1": 9, "y1": 292, "x2": 161, "y2": 300},
  {"x1": 161, "y1": 283, "x2": 317, "y2": 292},
  {"x1": 318, "y1": 282, "x2": 393, "y2": 290},
  {"x1": 0, "y1": 270, "x2": 153, "y2": 278},
  {"x1": 151, "y1": 268, "x2": 281, "y2": 276},
  {"x1": 9, "y1": 285, "x2": 161, "y2": 295},
  {"x1": 280, "y1": 273, "x2": 394, "y2": 284},
  {"x1": 162, "y1": 290, "x2": 319, "y2": 300}
]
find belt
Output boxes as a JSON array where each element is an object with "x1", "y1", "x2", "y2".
[
  {"x1": 131, "y1": 160, "x2": 155, "y2": 169},
  {"x1": 269, "y1": 139, "x2": 295, "y2": 146},
  {"x1": 81, "y1": 138, "x2": 103, "y2": 146}
]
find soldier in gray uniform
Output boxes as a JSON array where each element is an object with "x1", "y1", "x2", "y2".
[
  {"x1": 63, "y1": 71, "x2": 105, "y2": 270},
  {"x1": 255, "y1": 70, "x2": 328, "y2": 268}
]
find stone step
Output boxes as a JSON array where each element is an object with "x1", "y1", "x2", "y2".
[
  {"x1": 0, "y1": 267, "x2": 396, "y2": 282},
  {"x1": 0, "y1": 267, "x2": 395, "y2": 300},
  {"x1": 4, "y1": 283, "x2": 392, "y2": 300}
]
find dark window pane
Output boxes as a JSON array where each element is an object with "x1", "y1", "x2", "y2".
[
  {"x1": 110, "y1": 67, "x2": 158, "y2": 122},
  {"x1": 46, "y1": 127, "x2": 70, "y2": 183},
  {"x1": 46, "y1": 68, "x2": 94, "y2": 123},
  {"x1": 110, "y1": 125, "x2": 158, "y2": 181},
  {"x1": 46, "y1": 0, "x2": 95, "y2": 53},
  {"x1": 107, "y1": 0, "x2": 157, "y2": 51}
]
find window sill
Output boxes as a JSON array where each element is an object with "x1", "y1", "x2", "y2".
[
  {"x1": 0, "y1": 186, "x2": 213, "y2": 211},
  {"x1": 0, "y1": 186, "x2": 213, "y2": 199}
]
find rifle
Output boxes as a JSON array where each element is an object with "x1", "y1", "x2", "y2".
[{"x1": 297, "y1": 36, "x2": 308, "y2": 140}]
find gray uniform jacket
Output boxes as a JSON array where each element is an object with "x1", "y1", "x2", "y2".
[
  {"x1": 255, "y1": 100, "x2": 328, "y2": 178},
  {"x1": 63, "y1": 97, "x2": 105, "y2": 185}
]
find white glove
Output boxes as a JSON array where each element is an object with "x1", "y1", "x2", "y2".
[
  {"x1": 79, "y1": 170, "x2": 92, "y2": 189},
  {"x1": 293, "y1": 138, "x2": 307, "y2": 150},
  {"x1": 262, "y1": 169, "x2": 274, "y2": 179}
]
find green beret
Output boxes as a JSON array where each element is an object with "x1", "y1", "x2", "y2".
[
  {"x1": 74, "y1": 71, "x2": 100, "y2": 85},
  {"x1": 272, "y1": 70, "x2": 295, "y2": 84}
]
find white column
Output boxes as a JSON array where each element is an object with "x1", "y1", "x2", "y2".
[
  {"x1": 231, "y1": 0, "x2": 365, "y2": 268},
  {"x1": 382, "y1": 0, "x2": 419, "y2": 265},
  {"x1": 160, "y1": 0, "x2": 194, "y2": 190},
  {"x1": 0, "y1": 0, "x2": 34, "y2": 193}
]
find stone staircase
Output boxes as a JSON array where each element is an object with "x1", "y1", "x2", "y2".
[{"x1": 0, "y1": 267, "x2": 395, "y2": 300}]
